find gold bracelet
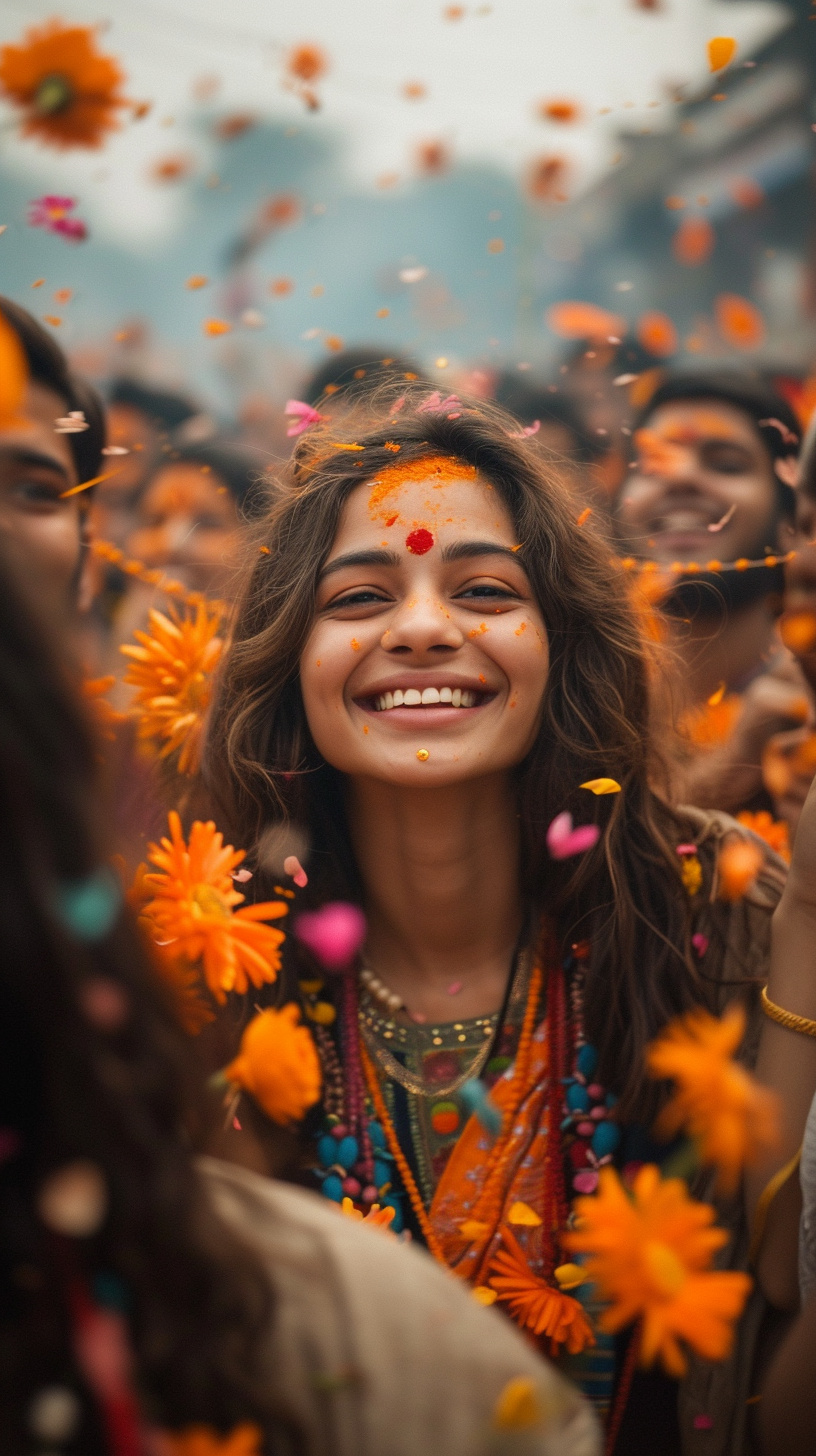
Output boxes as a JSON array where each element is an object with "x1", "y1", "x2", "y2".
[{"x1": 761, "y1": 986, "x2": 816, "y2": 1038}]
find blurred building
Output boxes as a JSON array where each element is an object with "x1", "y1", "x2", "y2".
[{"x1": 530, "y1": 0, "x2": 816, "y2": 372}]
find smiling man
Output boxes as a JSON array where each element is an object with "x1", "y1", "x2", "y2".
[
  {"x1": 0, "y1": 297, "x2": 105, "y2": 629},
  {"x1": 616, "y1": 372, "x2": 812, "y2": 813}
]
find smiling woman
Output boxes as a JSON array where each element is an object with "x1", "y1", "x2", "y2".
[{"x1": 203, "y1": 387, "x2": 785, "y2": 1451}]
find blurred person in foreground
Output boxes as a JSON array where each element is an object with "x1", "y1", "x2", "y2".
[
  {"x1": 616, "y1": 372, "x2": 812, "y2": 820},
  {"x1": 0, "y1": 545, "x2": 599, "y2": 1456},
  {"x1": 0, "y1": 296, "x2": 104, "y2": 637}
]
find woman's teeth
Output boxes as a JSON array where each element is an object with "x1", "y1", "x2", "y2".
[{"x1": 374, "y1": 686, "x2": 477, "y2": 711}]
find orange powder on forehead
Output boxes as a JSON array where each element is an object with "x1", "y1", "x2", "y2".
[{"x1": 367, "y1": 454, "x2": 476, "y2": 520}]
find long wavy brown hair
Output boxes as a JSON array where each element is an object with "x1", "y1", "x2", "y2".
[{"x1": 204, "y1": 387, "x2": 717, "y2": 1119}]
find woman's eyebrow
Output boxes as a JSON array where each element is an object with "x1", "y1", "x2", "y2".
[
  {"x1": 319, "y1": 547, "x2": 401, "y2": 580},
  {"x1": 441, "y1": 540, "x2": 521, "y2": 564}
]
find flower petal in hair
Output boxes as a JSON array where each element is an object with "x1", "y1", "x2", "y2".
[
  {"x1": 284, "y1": 399, "x2": 327, "y2": 437},
  {"x1": 509, "y1": 420, "x2": 540, "y2": 439},
  {"x1": 417, "y1": 390, "x2": 462, "y2": 415}
]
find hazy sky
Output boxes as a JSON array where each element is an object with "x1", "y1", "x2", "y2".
[{"x1": 0, "y1": 0, "x2": 789, "y2": 248}]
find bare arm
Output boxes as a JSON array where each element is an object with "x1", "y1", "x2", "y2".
[
  {"x1": 748, "y1": 774, "x2": 816, "y2": 1309},
  {"x1": 759, "y1": 1288, "x2": 816, "y2": 1455}
]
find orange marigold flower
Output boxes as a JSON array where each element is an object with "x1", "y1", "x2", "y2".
[
  {"x1": 224, "y1": 1005, "x2": 321, "y2": 1124},
  {"x1": 489, "y1": 1227, "x2": 595, "y2": 1356},
  {"x1": 120, "y1": 601, "x2": 223, "y2": 776},
  {"x1": 647, "y1": 1004, "x2": 780, "y2": 1191},
  {"x1": 0, "y1": 20, "x2": 127, "y2": 150},
  {"x1": 565, "y1": 1165, "x2": 752, "y2": 1376},
  {"x1": 151, "y1": 951, "x2": 216, "y2": 1035},
  {"x1": 717, "y1": 836, "x2": 765, "y2": 901},
  {"x1": 340, "y1": 1195, "x2": 397, "y2": 1232},
  {"x1": 0, "y1": 308, "x2": 29, "y2": 428},
  {"x1": 139, "y1": 812, "x2": 287, "y2": 1004},
  {"x1": 736, "y1": 810, "x2": 790, "y2": 864},
  {"x1": 157, "y1": 1423, "x2": 262, "y2": 1456}
]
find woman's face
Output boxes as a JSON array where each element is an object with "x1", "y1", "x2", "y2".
[
  {"x1": 126, "y1": 463, "x2": 242, "y2": 594},
  {"x1": 300, "y1": 468, "x2": 549, "y2": 787}
]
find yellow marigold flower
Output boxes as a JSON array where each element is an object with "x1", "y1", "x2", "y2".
[
  {"x1": 120, "y1": 602, "x2": 223, "y2": 776},
  {"x1": 566, "y1": 1165, "x2": 752, "y2": 1376},
  {"x1": 224, "y1": 1005, "x2": 321, "y2": 1125},
  {"x1": 139, "y1": 812, "x2": 287, "y2": 1004},
  {"x1": 489, "y1": 1227, "x2": 595, "y2": 1356},
  {"x1": 0, "y1": 20, "x2": 127, "y2": 151},
  {"x1": 680, "y1": 855, "x2": 702, "y2": 896},
  {"x1": 647, "y1": 1003, "x2": 779, "y2": 1191},
  {"x1": 158, "y1": 1423, "x2": 262, "y2": 1456}
]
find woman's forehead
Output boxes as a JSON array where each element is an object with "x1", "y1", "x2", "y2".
[{"x1": 334, "y1": 468, "x2": 516, "y2": 549}]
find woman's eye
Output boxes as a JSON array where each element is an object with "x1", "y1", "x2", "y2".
[
  {"x1": 328, "y1": 588, "x2": 390, "y2": 609},
  {"x1": 456, "y1": 583, "x2": 515, "y2": 600},
  {"x1": 15, "y1": 478, "x2": 63, "y2": 505}
]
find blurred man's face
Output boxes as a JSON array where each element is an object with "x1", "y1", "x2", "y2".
[
  {"x1": 103, "y1": 403, "x2": 159, "y2": 501},
  {"x1": 0, "y1": 380, "x2": 90, "y2": 619},
  {"x1": 617, "y1": 401, "x2": 782, "y2": 566}
]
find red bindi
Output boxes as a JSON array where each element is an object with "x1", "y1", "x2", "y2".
[{"x1": 406, "y1": 527, "x2": 434, "y2": 555}]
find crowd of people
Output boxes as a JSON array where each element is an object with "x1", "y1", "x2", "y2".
[{"x1": 3, "y1": 290, "x2": 816, "y2": 1456}]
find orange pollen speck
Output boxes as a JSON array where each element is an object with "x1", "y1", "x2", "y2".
[{"x1": 350, "y1": 638, "x2": 360, "y2": 651}]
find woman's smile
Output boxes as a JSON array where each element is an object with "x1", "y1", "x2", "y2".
[{"x1": 300, "y1": 469, "x2": 549, "y2": 784}]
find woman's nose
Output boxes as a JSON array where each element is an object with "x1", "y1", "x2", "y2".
[{"x1": 381, "y1": 593, "x2": 465, "y2": 654}]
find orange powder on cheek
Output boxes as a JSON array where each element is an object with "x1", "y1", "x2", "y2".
[{"x1": 367, "y1": 455, "x2": 476, "y2": 523}]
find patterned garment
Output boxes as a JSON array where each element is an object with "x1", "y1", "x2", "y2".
[{"x1": 358, "y1": 965, "x2": 528, "y2": 1202}]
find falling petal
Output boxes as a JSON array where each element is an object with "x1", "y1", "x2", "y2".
[
  {"x1": 708, "y1": 36, "x2": 737, "y2": 72},
  {"x1": 714, "y1": 294, "x2": 765, "y2": 350}
]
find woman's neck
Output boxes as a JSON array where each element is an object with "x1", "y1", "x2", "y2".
[
  {"x1": 347, "y1": 772, "x2": 524, "y2": 1023},
  {"x1": 669, "y1": 595, "x2": 778, "y2": 707}
]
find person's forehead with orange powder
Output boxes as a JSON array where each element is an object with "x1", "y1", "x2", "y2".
[
  {"x1": 619, "y1": 401, "x2": 782, "y2": 568},
  {"x1": 300, "y1": 454, "x2": 550, "y2": 789}
]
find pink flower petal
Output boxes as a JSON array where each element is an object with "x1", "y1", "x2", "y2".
[
  {"x1": 573, "y1": 1170, "x2": 599, "y2": 1193},
  {"x1": 284, "y1": 399, "x2": 325, "y2": 436},
  {"x1": 546, "y1": 811, "x2": 601, "y2": 860},
  {"x1": 295, "y1": 901, "x2": 366, "y2": 970}
]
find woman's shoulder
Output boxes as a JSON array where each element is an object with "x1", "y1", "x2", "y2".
[
  {"x1": 677, "y1": 805, "x2": 785, "y2": 1028},
  {"x1": 196, "y1": 1156, "x2": 599, "y2": 1456},
  {"x1": 677, "y1": 804, "x2": 787, "y2": 910}
]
